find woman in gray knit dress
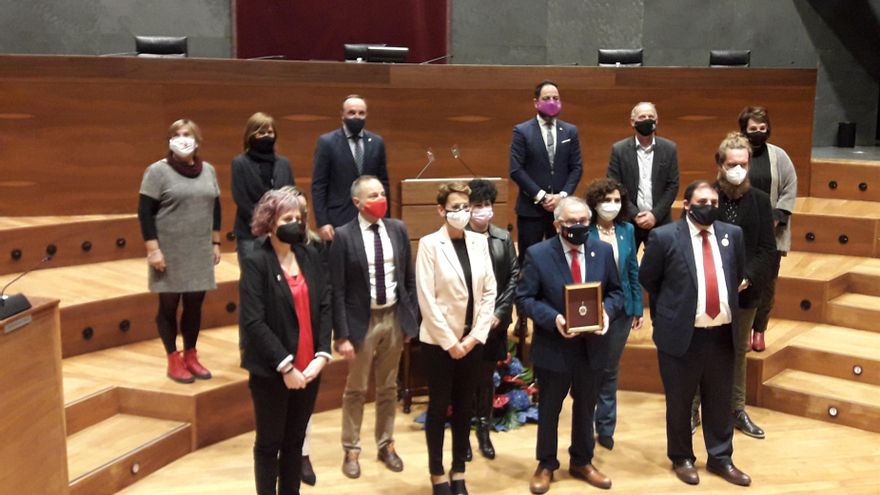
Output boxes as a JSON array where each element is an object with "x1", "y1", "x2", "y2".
[{"x1": 138, "y1": 119, "x2": 222, "y2": 383}]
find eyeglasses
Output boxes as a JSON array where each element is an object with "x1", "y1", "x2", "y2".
[{"x1": 445, "y1": 206, "x2": 471, "y2": 213}]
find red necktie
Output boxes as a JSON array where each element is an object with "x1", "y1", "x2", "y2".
[
  {"x1": 570, "y1": 248, "x2": 582, "y2": 284},
  {"x1": 700, "y1": 230, "x2": 720, "y2": 319}
]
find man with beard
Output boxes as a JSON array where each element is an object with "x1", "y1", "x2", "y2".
[
  {"x1": 691, "y1": 132, "x2": 776, "y2": 440},
  {"x1": 607, "y1": 102, "x2": 680, "y2": 249}
]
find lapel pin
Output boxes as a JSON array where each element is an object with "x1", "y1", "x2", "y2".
[
  {"x1": 276, "y1": 274, "x2": 282, "y2": 282},
  {"x1": 721, "y1": 238, "x2": 730, "y2": 247},
  {"x1": 590, "y1": 251, "x2": 596, "y2": 257}
]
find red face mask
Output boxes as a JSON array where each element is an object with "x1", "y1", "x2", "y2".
[{"x1": 362, "y1": 196, "x2": 387, "y2": 218}]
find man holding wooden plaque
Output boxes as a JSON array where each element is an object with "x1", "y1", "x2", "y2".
[{"x1": 516, "y1": 196, "x2": 623, "y2": 493}]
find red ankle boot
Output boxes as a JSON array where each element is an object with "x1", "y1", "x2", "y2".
[
  {"x1": 183, "y1": 348, "x2": 212, "y2": 379},
  {"x1": 167, "y1": 351, "x2": 195, "y2": 383},
  {"x1": 752, "y1": 331, "x2": 766, "y2": 352}
]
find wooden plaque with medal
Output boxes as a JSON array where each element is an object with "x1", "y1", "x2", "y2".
[{"x1": 564, "y1": 282, "x2": 603, "y2": 333}]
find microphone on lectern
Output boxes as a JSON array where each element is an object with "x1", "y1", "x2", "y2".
[
  {"x1": 1, "y1": 254, "x2": 53, "y2": 320},
  {"x1": 414, "y1": 148, "x2": 436, "y2": 180},
  {"x1": 451, "y1": 145, "x2": 478, "y2": 177}
]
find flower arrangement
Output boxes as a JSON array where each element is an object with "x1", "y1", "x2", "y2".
[{"x1": 490, "y1": 341, "x2": 539, "y2": 431}]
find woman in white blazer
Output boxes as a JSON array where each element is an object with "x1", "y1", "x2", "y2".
[{"x1": 416, "y1": 182, "x2": 497, "y2": 495}]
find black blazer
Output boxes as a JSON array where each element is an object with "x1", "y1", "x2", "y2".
[
  {"x1": 717, "y1": 186, "x2": 776, "y2": 308},
  {"x1": 230, "y1": 151, "x2": 295, "y2": 239},
  {"x1": 516, "y1": 236, "x2": 624, "y2": 372},
  {"x1": 607, "y1": 136, "x2": 680, "y2": 226},
  {"x1": 639, "y1": 219, "x2": 745, "y2": 357},
  {"x1": 311, "y1": 128, "x2": 390, "y2": 228},
  {"x1": 328, "y1": 217, "x2": 419, "y2": 346},
  {"x1": 467, "y1": 223, "x2": 520, "y2": 361},
  {"x1": 509, "y1": 118, "x2": 583, "y2": 218},
  {"x1": 239, "y1": 238, "x2": 332, "y2": 377}
]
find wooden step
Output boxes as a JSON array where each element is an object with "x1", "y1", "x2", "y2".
[
  {"x1": 67, "y1": 413, "x2": 191, "y2": 495},
  {"x1": 785, "y1": 324, "x2": 880, "y2": 386},
  {"x1": 826, "y1": 292, "x2": 880, "y2": 332},
  {"x1": 0, "y1": 254, "x2": 241, "y2": 357},
  {"x1": 772, "y1": 251, "x2": 856, "y2": 322},
  {"x1": 789, "y1": 197, "x2": 880, "y2": 257},
  {"x1": 809, "y1": 158, "x2": 880, "y2": 202},
  {"x1": 761, "y1": 369, "x2": 880, "y2": 433}
]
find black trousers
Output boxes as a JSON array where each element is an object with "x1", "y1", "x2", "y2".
[
  {"x1": 422, "y1": 342, "x2": 482, "y2": 476},
  {"x1": 516, "y1": 215, "x2": 557, "y2": 262},
  {"x1": 657, "y1": 325, "x2": 734, "y2": 467},
  {"x1": 535, "y1": 362, "x2": 601, "y2": 470},
  {"x1": 752, "y1": 250, "x2": 783, "y2": 333},
  {"x1": 634, "y1": 224, "x2": 651, "y2": 252},
  {"x1": 249, "y1": 373, "x2": 320, "y2": 495},
  {"x1": 473, "y1": 360, "x2": 497, "y2": 419},
  {"x1": 156, "y1": 291, "x2": 206, "y2": 354}
]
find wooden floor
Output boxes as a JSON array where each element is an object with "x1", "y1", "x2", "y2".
[
  {"x1": 0, "y1": 213, "x2": 135, "y2": 230},
  {"x1": 118, "y1": 391, "x2": 880, "y2": 495}
]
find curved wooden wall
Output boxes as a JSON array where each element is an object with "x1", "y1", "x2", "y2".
[{"x1": 0, "y1": 55, "x2": 815, "y2": 224}]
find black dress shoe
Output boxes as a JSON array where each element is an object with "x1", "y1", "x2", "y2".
[
  {"x1": 690, "y1": 411, "x2": 701, "y2": 435},
  {"x1": 597, "y1": 435, "x2": 614, "y2": 450},
  {"x1": 672, "y1": 460, "x2": 699, "y2": 485},
  {"x1": 450, "y1": 478, "x2": 469, "y2": 495},
  {"x1": 707, "y1": 463, "x2": 752, "y2": 486},
  {"x1": 476, "y1": 418, "x2": 496, "y2": 459},
  {"x1": 301, "y1": 455, "x2": 316, "y2": 486},
  {"x1": 464, "y1": 442, "x2": 473, "y2": 462},
  {"x1": 734, "y1": 409, "x2": 766, "y2": 439},
  {"x1": 432, "y1": 481, "x2": 453, "y2": 495}
]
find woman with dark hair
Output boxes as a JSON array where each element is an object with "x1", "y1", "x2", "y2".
[
  {"x1": 465, "y1": 178, "x2": 520, "y2": 460},
  {"x1": 737, "y1": 106, "x2": 797, "y2": 352},
  {"x1": 231, "y1": 112, "x2": 295, "y2": 267},
  {"x1": 416, "y1": 182, "x2": 497, "y2": 495},
  {"x1": 239, "y1": 186, "x2": 332, "y2": 495},
  {"x1": 583, "y1": 177, "x2": 643, "y2": 451},
  {"x1": 138, "y1": 119, "x2": 221, "y2": 384}
]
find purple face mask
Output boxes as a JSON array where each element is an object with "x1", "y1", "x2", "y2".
[{"x1": 537, "y1": 99, "x2": 562, "y2": 118}]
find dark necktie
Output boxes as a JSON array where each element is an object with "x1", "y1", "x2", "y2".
[
  {"x1": 351, "y1": 134, "x2": 363, "y2": 173},
  {"x1": 370, "y1": 223, "x2": 386, "y2": 305},
  {"x1": 700, "y1": 230, "x2": 720, "y2": 318},
  {"x1": 545, "y1": 122, "x2": 555, "y2": 167},
  {"x1": 570, "y1": 248, "x2": 582, "y2": 284}
]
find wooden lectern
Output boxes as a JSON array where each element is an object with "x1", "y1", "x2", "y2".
[
  {"x1": 0, "y1": 297, "x2": 69, "y2": 494},
  {"x1": 397, "y1": 177, "x2": 509, "y2": 412}
]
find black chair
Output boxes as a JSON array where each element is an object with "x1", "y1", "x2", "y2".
[
  {"x1": 709, "y1": 49, "x2": 751, "y2": 67},
  {"x1": 134, "y1": 36, "x2": 188, "y2": 58},
  {"x1": 598, "y1": 48, "x2": 643, "y2": 67}
]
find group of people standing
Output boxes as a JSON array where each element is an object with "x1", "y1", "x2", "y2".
[{"x1": 135, "y1": 82, "x2": 796, "y2": 495}]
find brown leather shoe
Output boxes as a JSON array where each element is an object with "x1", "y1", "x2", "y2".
[
  {"x1": 707, "y1": 463, "x2": 752, "y2": 486},
  {"x1": 342, "y1": 450, "x2": 360, "y2": 479},
  {"x1": 529, "y1": 466, "x2": 553, "y2": 494},
  {"x1": 569, "y1": 464, "x2": 612, "y2": 490},
  {"x1": 377, "y1": 442, "x2": 404, "y2": 472},
  {"x1": 672, "y1": 460, "x2": 699, "y2": 485}
]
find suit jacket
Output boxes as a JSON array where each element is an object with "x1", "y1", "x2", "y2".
[
  {"x1": 239, "y1": 239, "x2": 332, "y2": 377},
  {"x1": 509, "y1": 118, "x2": 583, "y2": 218},
  {"x1": 516, "y1": 236, "x2": 624, "y2": 372},
  {"x1": 587, "y1": 221, "x2": 643, "y2": 317},
  {"x1": 230, "y1": 151, "x2": 295, "y2": 239},
  {"x1": 416, "y1": 227, "x2": 497, "y2": 350},
  {"x1": 328, "y1": 216, "x2": 420, "y2": 346},
  {"x1": 466, "y1": 223, "x2": 520, "y2": 361},
  {"x1": 718, "y1": 186, "x2": 776, "y2": 308},
  {"x1": 639, "y1": 218, "x2": 745, "y2": 357},
  {"x1": 311, "y1": 128, "x2": 390, "y2": 228},
  {"x1": 607, "y1": 135, "x2": 680, "y2": 226}
]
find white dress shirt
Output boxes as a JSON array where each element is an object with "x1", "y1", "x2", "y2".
[
  {"x1": 561, "y1": 235, "x2": 586, "y2": 282},
  {"x1": 686, "y1": 216, "x2": 732, "y2": 327},
  {"x1": 359, "y1": 214, "x2": 397, "y2": 308},
  {"x1": 635, "y1": 136, "x2": 656, "y2": 213}
]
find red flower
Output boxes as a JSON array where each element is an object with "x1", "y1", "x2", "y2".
[{"x1": 492, "y1": 394, "x2": 510, "y2": 409}]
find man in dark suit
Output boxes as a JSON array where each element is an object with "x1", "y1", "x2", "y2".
[
  {"x1": 608, "y1": 102, "x2": 680, "y2": 249},
  {"x1": 517, "y1": 196, "x2": 623, "y2": 493},
  {"x1": 312, "y1": 95, "x2": 390, "y2": 242},
  {"x1": 510, "y1": 80, "x2": 584, "y2": 261},
  {"x1": 639, "y1": 180, "x2": 752, "y2": 487},
  {"x1": 328, "y1": 176, "x2": 419, "y2": 479}
]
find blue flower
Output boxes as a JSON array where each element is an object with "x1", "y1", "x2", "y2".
[
  {"x1": 506, "y1": 389, "x2": 531, "y2": 411},
  {"x1": 508, "y1": 358, "x2": 524, "y2": 376},
  {"x1": 492, "y1": 370, "x2": 501, "y2": 388}
]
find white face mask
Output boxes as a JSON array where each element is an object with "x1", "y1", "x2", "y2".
[
  {"x1": 725, "y1": 165, "x2": 748, "y2": 186},
  {"x1": 169, "y1": 136, "x2": 197, "y2": 158},
  {"x1": 446, "y1": 209, "x2": 471, "y2": 230},
  {"x1": 597, "y1": 202, "x2": 621, "y2": 222}
]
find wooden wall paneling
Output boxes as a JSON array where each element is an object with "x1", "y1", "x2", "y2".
[
  {"x1": 790, "y1": 213, "x2": 879, "y2": 257},
  {"x1": 809, "y1": 159, "x2": 880, "y2": 201},
  {"x1": 0, "y1": 56, "x2": 815, "y2": 219}
]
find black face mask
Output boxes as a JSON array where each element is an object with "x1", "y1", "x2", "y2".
[
  {"x1": 276, "y1": 222, "x2": 305, "y2": 245},
  {"x1": 687, "y1": 204, "x2": 720, "y2": 226},
  {"x1": 344, "y1": 117, "x2": 366, "y2": 136},
  {"x1": 561, "y1": 224, "x2": 590, "y2": 245},
  {"x1": 746, "y1": 131, "x2": 768, "y2": 148},
  {"x1": 634, "y1": 119, "x2": 656, "y2": 136},
  {"x1": 250, "y1": 136, "x2": 275, "y2": 154}
]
